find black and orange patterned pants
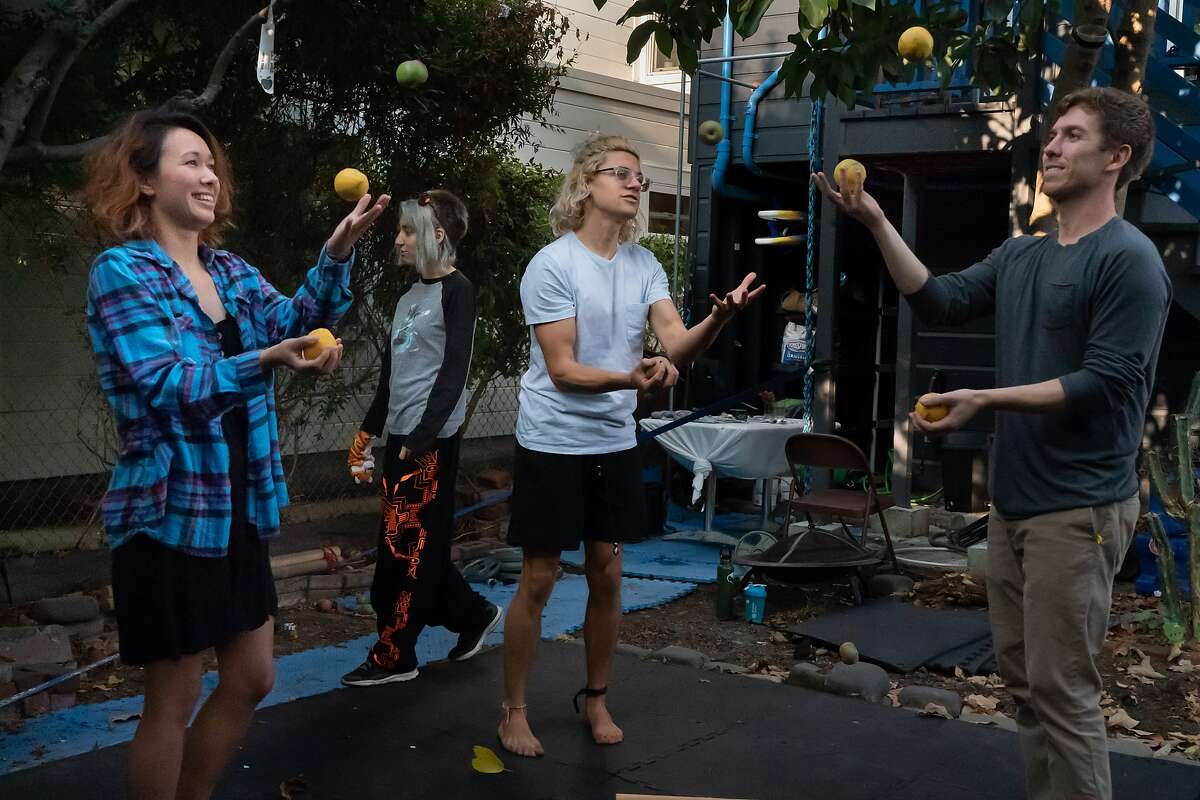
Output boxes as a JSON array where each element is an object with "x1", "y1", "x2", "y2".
[{"x1": 368, "y1": 433, "x2": 490, "y2": 670}]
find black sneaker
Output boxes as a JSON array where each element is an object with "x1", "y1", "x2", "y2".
[
  {"x1": 448, "y1": 602, "x2": 503, "y2": 662},
  {"x1": 341, "y1": 653, "x2": 419, "y2": 686}
]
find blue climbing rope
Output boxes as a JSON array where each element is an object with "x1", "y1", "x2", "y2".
[{"x1": 801, "y1": 98, "x2": 824, "y2": 492}]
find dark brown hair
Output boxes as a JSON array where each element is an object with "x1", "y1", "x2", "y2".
[
  {"x1": 83, "y1": 108, "x2": 234, "y2": 245},
  {"x1": 1056, "y1": 87, "x2": 1155, "y2": 189},
  {"x1": 420, "y1": 189, "x2": 469, "y2": 246}
]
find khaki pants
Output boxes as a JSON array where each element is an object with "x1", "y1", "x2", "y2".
[{"x1": 987, "y1": 496, "x2": 1139, "y2": 800}]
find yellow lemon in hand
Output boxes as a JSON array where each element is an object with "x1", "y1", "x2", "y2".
[
  {"x1": 898, "y1": 26, "x2": 934, "y2": 62},
  {"x1": 303, "y1": 328, "x2": 337, "y2": 360},
  {"x1": 915, "y1": 400, "x2": 948, "y2": 423},
  {"x1": 333, "y1": 168, "x2": 369, "y2": 202},
  {"x1": 833, "y1": 158, "x2": 866, "y2": 190}
]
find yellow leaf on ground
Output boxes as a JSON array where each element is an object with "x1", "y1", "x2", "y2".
[{"x1": 471, "y1": 745, "x2": 507, "y2": 774}]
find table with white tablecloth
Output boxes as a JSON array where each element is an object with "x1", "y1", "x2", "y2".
[{"x1": 639, "y1": 415, "x2": 809, "y2": 547}]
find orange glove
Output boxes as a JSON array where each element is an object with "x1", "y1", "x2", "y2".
[{"x1": 347, "y1": 431, "x2": 376, "y2": 484}]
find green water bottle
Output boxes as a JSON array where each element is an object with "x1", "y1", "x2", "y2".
[{"x1": 715, "y1": 547, "x2": 735, "y2": 620}]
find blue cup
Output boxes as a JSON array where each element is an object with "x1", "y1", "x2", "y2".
[{"x1": 744, "y1": 583, "x2": 767, "y2": 624}]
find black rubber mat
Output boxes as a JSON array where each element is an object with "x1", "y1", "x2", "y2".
[
  {"x1": 927, "y1": 635, "x2": 999, "y2": 676},
  {"x1": 1, "y1": 642, "x2": 1197, "y2": 799},
  {"x1": 787, "y1": 598, "x2": 994, "y2": 673}
]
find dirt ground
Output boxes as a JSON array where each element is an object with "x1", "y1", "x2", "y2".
[
  {"x1": 15, "y1": 539, "x2": 1200, "y2": 762},
  {"x1": 616, "y1": 575, "x2": 1200, "y2": 760}
]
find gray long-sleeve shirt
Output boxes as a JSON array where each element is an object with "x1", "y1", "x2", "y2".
[
  {"x1": 361, "y1": 270, "x2": 475, "y2": 457},
  {"x1": 907, "y1": 217, "x2": 1171, "y2": 520}
]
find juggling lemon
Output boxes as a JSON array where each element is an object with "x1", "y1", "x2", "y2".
[
  {"x1": 915, "y1": 400, "x2": 948, "y2": 423},
  {"x1": 303, "y1": 328, "x2": 337, "y2": 360},
  {"x1": 833, "y1": 158, "x2": 867, "y2": 190},
  {"x1": 333, "y1": 168, "x2": 369, "y2": 202}
]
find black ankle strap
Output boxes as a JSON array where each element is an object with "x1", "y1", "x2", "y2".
[{"x1": 572, "y1": 686, "x2": 607, "y2": 713}]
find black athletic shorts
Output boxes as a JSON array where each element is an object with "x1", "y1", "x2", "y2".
[{"x1": 507, "y1": 443, "x2": 646, "y2": 553}]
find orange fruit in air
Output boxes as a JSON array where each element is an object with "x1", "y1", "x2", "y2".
[{"x1": 303, "y1": 328, "x2": 337, "y2": 360}]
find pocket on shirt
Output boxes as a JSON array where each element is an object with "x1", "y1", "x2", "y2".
[
  {"x1": 1042, "y1": 282, "x2": 1076, "y2": 330},
  {"x1": 624, "y1": 302, "x2": 650, "y2": 355}
]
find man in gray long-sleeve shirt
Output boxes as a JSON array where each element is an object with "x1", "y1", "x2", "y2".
[{"x1": 816, "y1": 87, "x2": 1170, "y2": 800}]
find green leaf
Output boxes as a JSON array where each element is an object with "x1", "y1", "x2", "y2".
[
  {"x1": 677, "y1": 42, "x2": 698, "y2": 74},
  {"x1": 471, "y1": 745, "x2": 507, "y2": 774},
  {"x1": 618, "y1": 0, "x2": 667, "y2": 25},
  {"x1": 733, "y1": 0, "x2": 774, "y2": 39},
  {"x1": 655, "y1": 24, "x2": 673, "y2": 59},
  {"x1": 626, "y1": 19, "x2": 657, "y2": 63},
  {"x1": 798, "y1": 0, "x2": 831, "y2": 30},
  {"x1": 848, "y1": 0, "x2": 875, "y2": 8}
]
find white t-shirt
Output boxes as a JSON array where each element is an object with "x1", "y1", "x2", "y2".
[{"x1": 516, "y1": 232, "x2": 671, "y2": 454}]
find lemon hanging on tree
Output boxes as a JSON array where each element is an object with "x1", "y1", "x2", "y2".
[{"x1": 898, "y1": 26, "x2": 934, "y2": 63}]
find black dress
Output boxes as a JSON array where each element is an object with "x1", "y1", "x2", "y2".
[{"x1": 111, "y1": 316, "x2": 278, "y2": 665}]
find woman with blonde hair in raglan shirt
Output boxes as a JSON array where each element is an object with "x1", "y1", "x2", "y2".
[
  {"x1": 342, "y1": 190, "x2": 501, "y2": 687},
  {"x1": 498, "y1": 135, "x2": 765, "y2": 757}
]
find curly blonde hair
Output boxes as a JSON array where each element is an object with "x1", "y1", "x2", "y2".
[{"x1": 549, "y1": 134, "x2": 643, "y2": 244}]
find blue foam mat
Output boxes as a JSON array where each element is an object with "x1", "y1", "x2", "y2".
[
  {"x1": 561, "y1": 503, "x2": 774, "y2": 583},
  {"x1": 562, "y1": 539, "x2": 722, "y2": 584},
  {"x1": 0, "y1": 574, "x2": 695, "y2": 774}
]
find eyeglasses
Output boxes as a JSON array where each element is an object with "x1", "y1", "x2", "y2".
[{"x1": 594, "y1": 166, "x2": 651, "y2": 193}]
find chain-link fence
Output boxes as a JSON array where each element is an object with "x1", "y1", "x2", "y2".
[{"x1": 0, "y1": 200, "x2": 522, "y2": 546}]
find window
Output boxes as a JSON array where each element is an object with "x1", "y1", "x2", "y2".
[
  {"x1": 647, "y1": 190, "x2": 690, "y2": 234},
  {"x1": 636, "y1": 19, "x2": 684, "y2": 87}
]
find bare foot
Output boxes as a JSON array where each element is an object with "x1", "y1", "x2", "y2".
[
  {"x1": 498, "y1": 704, "x2": 544, "y2": 758},
  {"x1": 582, "y1": 696, "x2": 624, "y2": 745}
]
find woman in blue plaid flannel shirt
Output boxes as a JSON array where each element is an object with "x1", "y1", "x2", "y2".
[{"x1": 84, "y1": 107, "x2": 388, "y2": 799}]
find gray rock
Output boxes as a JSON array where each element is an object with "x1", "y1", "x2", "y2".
[
  {"x1": 868, "y1": 574, "x2": 915, "y2": 597},
  {"x1": 651, "y1": 645, "x2": 708, "y2": 669},
  {"x1": 827, "y1": 662, "x2": 891, "y2": 704},
  {"x1": 898, "y1": 685, "x2": 963, "y2": 717},
  {"x1": 615, "y1": 643, "x2": 651, "y2": 659},
  {"x1": 704, "y1": 661, "x2": 748, "y2": 675},
  {"x1": 787, "y1": 661, "x2": 827, "y2": 690},
  {"x1": 27, "y1": 594, "x2": 100, "y2": 625},
  {"x1": 62, "y1": 618, "x2": 106, "y2": 639},
  {"x1": 0, "y1": 625, "x2": 72, "y2": 667},
  {"x1": 0, "y1": 663, "x2": 12, "y2": 683}
]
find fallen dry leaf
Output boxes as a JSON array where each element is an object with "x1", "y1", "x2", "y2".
[
  {"x1": 966, "y1": 675, "x2": 989, "y2": 687},
  {"x1": 1169, "y1": 660, "x2": 1196, "y2": 674},
  {"x1": 1128, "y1": 655, "x2": 1166, "y2": 681},
  {"x1": 1107, "y1": 708, "x2": 1140, "y2": 731},
  {"x1": 954, "y1": 666, "x2": 966, "y2": 679},
  {"x1": 1169, "y1": 644, "x2": 1184, "y2": 663},
  {"x1": 919, "y1": 703, "x2": 954, "y2": 719},
  {"x1": 967, "y1": 694, "x2": 999, "y2": 712}
]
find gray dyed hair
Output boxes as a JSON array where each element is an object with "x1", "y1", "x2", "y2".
[{"x1": 397, "y1": 198, "x2": 457, "y2": 271}]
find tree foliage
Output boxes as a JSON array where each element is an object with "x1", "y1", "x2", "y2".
[{"x1": 601, "y1": 0, "x2": 1053, "y2": 104}]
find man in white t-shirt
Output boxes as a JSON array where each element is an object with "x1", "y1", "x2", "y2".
[{"x1": 498, "y1": 134, "x2": 765, "y2": 757}]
